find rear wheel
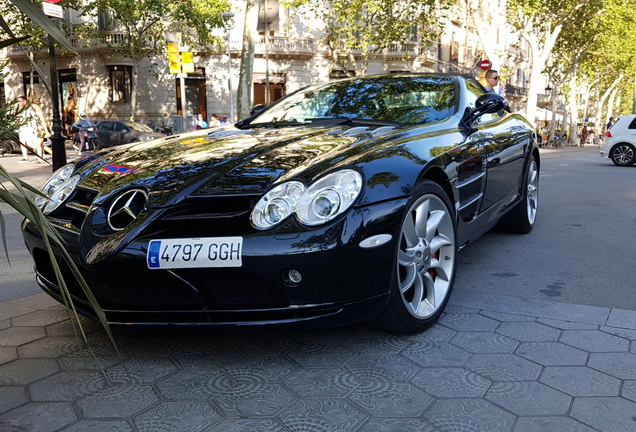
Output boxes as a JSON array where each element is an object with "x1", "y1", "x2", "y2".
[
  {"x1": 610, "y1": 143, "x2": 636, "y2": 166},
  {"x1": 373, "y1": 181, "x2": 457, "y2": 334}
]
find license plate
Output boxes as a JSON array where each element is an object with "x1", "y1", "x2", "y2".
[{"x1": 147, "y1": 237, "x2": 243, "y2": 269}]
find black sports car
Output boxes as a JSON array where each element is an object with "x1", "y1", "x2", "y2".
[{"x1": 22, "y1": 74, "x2": 539, "y2": 333}]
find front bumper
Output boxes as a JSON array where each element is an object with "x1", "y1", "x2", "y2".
[{"x1": 22, "y1": 198, "x2": 408, "y2": 328}]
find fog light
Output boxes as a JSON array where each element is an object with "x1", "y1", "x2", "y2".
[{"x1": 288, "y1": 269, "x2": 302, "y2": 284}]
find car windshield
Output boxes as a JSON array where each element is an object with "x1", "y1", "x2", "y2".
[
  {"x1": 251, "y1": 75, "x2": 457, "y2": 127},
  {"x1": 124, "y1": 121, "x2": 154, "y2": 132}
]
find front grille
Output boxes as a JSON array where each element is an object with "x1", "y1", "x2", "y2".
[
  {"x1": 143, "y1": 195, "x2": 260, "y2": 238},
  {"x1": 33, "y1": 249, "x2": 289, "y2": 312},
  {"x1": 34, "y1": 250, "x2": 203, "y2": 310},
  {"x1": 173, "y1": 268, "x2": 288, "y2": 307}
]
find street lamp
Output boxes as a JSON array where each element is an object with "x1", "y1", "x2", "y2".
[
  {"x1": 221, "y1": 12, "x2": 235, "y2": 123},
  {"x1": 544, "y1": 85, "x2": 552, "y2": 127}
]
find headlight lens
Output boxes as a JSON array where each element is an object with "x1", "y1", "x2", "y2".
[
  {"x1": 251, "y1": 181, "x2": 305, "y2": 229},
  {"x1": 250, "y1": 170, "x2": 363, "y2": 229},
  {"x1": 34, "y1": 164, "x2": 79, "y2": 214},
  {"x1": 43, "y1": 175, "x2": 80, "y2": 214}
]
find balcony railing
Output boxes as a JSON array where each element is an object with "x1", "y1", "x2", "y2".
[{"x1": 254, "y1": 36, "x2": 316, "y2": 59}]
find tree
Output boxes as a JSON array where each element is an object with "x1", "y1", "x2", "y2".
[
  {"x1": 74, "y1": 0, "x2": 232, "y2": 119},
  {"x1": 283, "y1": 0, "x2": 453, "y2": 76},
  {"x1": 506, "y1": 0, "x2": 604, "y2": 123}
]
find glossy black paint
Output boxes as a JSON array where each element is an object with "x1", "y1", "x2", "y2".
[{"x1": 22, "y1": 73, "x2": 538, "y2": 328}]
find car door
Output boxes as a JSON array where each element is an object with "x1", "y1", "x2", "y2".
[
  {"x1": 95, "y1": 121, "x2": 116, "y2": 148},
  {"x1": 464, "y1": 80, "x2": 526, "y2": 214},
  {"x1": 112, "y1": 122, "x2": 127, "y2": 146}
]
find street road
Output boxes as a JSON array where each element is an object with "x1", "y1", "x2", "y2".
[
  {"x1": 1, "y1": 145, "x2": 634, "y2": 312},
  {"x1": 456, "y1": 144, "x2": 636, "y2": 311}
]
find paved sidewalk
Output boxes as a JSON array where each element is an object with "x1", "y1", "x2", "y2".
[
  {"x1": 2, "y1": 144, "x2": 636, "y2": 431},
  {"x1": 1, "y1": 290, "x2": 636, "y2": 432}
]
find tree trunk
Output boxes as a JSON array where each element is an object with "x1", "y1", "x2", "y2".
[
  {"x1": 568, "y1": 71, "x2": 579, "y2": 146},
  {"x1": 237, "y1": 0, "x2": 260, "y2": 122},
  {"x1": 130, "y1": 59, "x2": 139, "y2": 120}
]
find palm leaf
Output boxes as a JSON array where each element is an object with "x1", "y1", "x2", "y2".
[{"x1": 0, "y1": 35, "x2": 30, "y2": 49}]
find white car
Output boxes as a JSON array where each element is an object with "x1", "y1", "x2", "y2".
[{"x1": 600, "y1": 114, "x2": 636, "y2": 166}]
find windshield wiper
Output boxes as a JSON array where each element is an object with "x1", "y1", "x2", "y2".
[
  {"x1": 309, "y1": 117, "x2": 402, "y2": 127},
  {"x1": 242, "y1": 120, "x2": 302, "y2": 129}
]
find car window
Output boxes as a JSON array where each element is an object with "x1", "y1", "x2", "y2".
[
  {"x1": 628, "y1": 117, "x2": 636, "y2": 129},
  {"x1": 113, "y1": 122, "x2": 124, "y2": 132},
  {"x1": 465, "y1": 79, "x2": 500, "y2": 123},
  {"x1": 98, "y1": 121, "x2": 113, "y2": 131},
  {"x1": 253, "y1": 76, "x2": 457, "y2": 126}
]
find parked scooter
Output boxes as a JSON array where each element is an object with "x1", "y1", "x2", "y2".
[
  {"x1": 71, "y1": 126, "x2": 100, "y2": 152},
  {"x1": 157, "y1": 121, "x2": 173, "y2": 136}
]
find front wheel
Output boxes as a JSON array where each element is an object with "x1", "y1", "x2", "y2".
[
  {"x1": 610, "y1": 143, "x2": 636, "y2": 166},
  {"x1": 372, "y1": 181, "x2": 457, "y2": 334}
]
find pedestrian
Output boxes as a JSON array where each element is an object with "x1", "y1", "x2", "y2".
[
  {"x1": 606, "y1": 117, "x2": 614, "y2": 131},
  {"x1": 196, "y1": 113, "x2": 208, "y2": 130},
  {"x1": 209, "y1": 114, "x2": 221, "y2": 128},
  {"x1": 30, "y1": 99, "x2": 53, "y2": 163},
  {"x1": 541, "y1": 126, "x2": 549, "y2": 147},
  {"x1": 579, "y1": 125, "x2": 588, "y2": 147},
  {"x1": 484, "y1": 69, "x2": 500, "y2": 93},
  {"x1": 72, "y1": 112, "x2": 93, "y2": 155},
  {"x1": 16, "y1": 95, "x2": 36, "y2": 163}
]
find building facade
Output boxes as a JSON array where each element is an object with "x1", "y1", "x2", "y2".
[{"x1": 1, "y1": 0, "x2": 532, "y2": 131}]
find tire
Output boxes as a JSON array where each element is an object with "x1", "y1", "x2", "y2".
[
  {"x1": 372, "y1": 181, "x2": 457, "y2": 334},
  {"x1": 497, "y1": 155, "x2": 539, "y2": 234},
  {"x1": 610, "y1": 143, "x2": 636, "y2": 166}
]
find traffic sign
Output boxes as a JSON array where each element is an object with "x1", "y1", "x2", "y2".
[
  {"x1": 479, "y1": 60, "x2": 492, "y2": 71},
  {"x1": 42, "y1": 1, "x2": 63, "y2": 18}
]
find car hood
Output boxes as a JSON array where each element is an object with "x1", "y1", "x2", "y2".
[{"x1": 76, "y1": 124, "x2": 420, "y2": 207}]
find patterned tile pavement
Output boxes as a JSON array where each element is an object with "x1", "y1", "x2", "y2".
[{"x1": 1, "y1": 290, "x2": 636, "y2": 432}]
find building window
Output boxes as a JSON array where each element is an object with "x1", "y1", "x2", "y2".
[
  {"x1": 109, "y1": 65, "x2": 131, "y2": 103},
  {"x1": 450, "y1": 32, "x2": 459, "y2": 64},
  {"x1": 98, "y1": 11, "x2": 117, "y2": 31}
]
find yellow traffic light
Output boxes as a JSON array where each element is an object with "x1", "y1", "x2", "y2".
[
  {"x1": 168, "y1": 42, "x2": 180, "y2": 74},
  {"x1": 181, "y1": 52, "x2": 194, "y2": 74}
]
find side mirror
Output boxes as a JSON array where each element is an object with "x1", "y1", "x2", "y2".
[
  {"x1": 470, "y1": 93, "x2": 508, "y2": 118},
  {"x1": 250, "y1": 104, "x2": 267, "y2": 117}
]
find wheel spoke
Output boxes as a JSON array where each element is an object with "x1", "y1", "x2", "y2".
[
  {"x1": 401, "y1": 212, "x2": 419, "y2": 247},
  {"x1": 430, "y1": 234, "x2": 453, "y2": 255},
  {"x1": 425, "y1": 210, "x2": 444, "y2": 241},
  {"x1": 408, "y1": 273, "x2": 426, "y2": 315},
  {"x1": 413, "y1": 199, "x2": 430, "y2": 239}
]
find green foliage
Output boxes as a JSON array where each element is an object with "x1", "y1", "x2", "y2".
[{"x1": 283, "y1": 0, "x2": 453, "y2": 75}]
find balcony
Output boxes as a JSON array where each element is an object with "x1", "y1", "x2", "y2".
[{"x1": 254, "y1": 36, "x2": 316, "y2": 60}]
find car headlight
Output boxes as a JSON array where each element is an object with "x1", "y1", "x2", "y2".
[
  {"x1": 250, "y1": 170, "x2": 363, "y2": 229},
  {"x1": 251, "y1": 181, "x2": 305, "y2": 229},
  {"x1": 34, "y1": 164, "x2": 80, "y2": 214}
]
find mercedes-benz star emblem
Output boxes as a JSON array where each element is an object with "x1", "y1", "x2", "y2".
[{"x1": 107, "y1": 189, "x2": 148, "y2": 231}]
